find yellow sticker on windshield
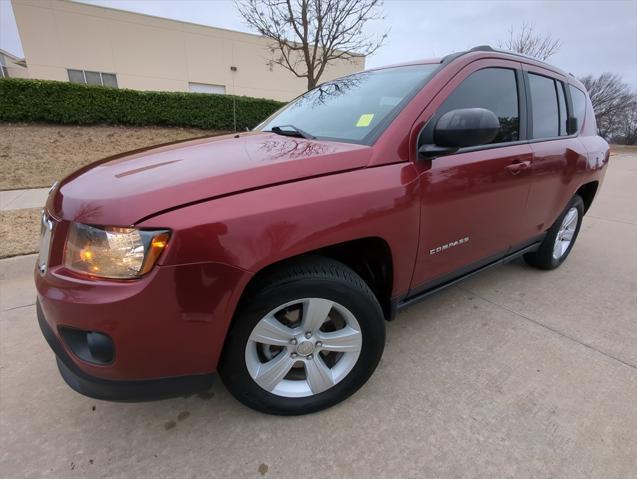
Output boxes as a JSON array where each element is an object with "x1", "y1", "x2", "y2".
[{"x1": 356, "y1": 113, "x2": 374, "y2": 127}]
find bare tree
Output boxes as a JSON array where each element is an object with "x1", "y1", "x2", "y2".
[
  {"x1": 579, "y1": 73, "x2": 635, "y2": 140},
  {"x1": 618, "y1": 98, "x2": 637, "y2": 145},
  {"x1": 235, "y1": 0, "x2": 387, "y2": 90},
  {"x1": 498, "y1": 23, "x2": 561, "y2": 60}
]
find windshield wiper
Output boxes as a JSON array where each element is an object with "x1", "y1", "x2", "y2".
[{"x1": 270, "y1": 125, "x2": 316, "y2": 140}]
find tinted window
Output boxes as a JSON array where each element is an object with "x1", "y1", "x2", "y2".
[
  {"x1": 529, "y1": 73, "x2": 559, "y2": 138},
  {"x1": 556, "y1": 81, "x2": 568, "y2": 136},
  {"x1": 258, "y1": 64, "x2": 439, "y2": 144},
  {"x1": 570, "y1": 85, "x2": 587, "y2": 132},
  {"x1": 429, "y1": 68, "x2": 519, "y2": 144}
]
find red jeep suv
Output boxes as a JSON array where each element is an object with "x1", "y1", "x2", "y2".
[{"x1": 35, "y1": 46, "x2": 608, "y2": 415}]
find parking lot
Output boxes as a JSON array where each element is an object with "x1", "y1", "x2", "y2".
[{"x1": 1, "y1": 152, "x2": 635, "y2": 478}]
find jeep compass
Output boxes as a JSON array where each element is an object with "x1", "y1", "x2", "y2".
[{"x1": 35, "y1": 46, "x2": 608, "y2": 415}]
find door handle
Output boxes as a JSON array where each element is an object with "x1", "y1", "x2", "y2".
[{"x1": 506, "y1": 160, "x2": 531, "y2": 175}]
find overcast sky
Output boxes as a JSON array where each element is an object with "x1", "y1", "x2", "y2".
[{"x1": 1, "y1": 0, "x2": 636, "y2": 86}]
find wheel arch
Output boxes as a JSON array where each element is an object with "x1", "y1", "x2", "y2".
[
  {"x1": 575, "y1": 181, "x2": 599, "y2": 213},
  {"x1": 237, "y1": 237, "x2": 395, "y2": 321}
]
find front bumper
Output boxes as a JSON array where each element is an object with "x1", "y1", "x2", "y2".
[
  {"x1": 38, "y1": 300, "x2": 214, "y2": 400},
  {"x1": 35, "y1": 258, "x2": 251, "y2": 390}
]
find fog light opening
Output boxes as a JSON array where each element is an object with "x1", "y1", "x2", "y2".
[{"x1": 59, "y1": 327, "x2": 114, "y2": 365}]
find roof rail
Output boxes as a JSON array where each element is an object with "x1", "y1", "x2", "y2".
[
  {"x1": 468, "y1": 45, "x2": 545, "y2": 62},
  {"x1": 441, "y1": 44, "x2": 554, "y2": 68}
]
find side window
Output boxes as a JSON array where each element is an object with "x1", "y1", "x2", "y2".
[
  {"x1": 569, "y1": 85, "x2": 587, "y2": 133},
  {"x1": 556, "y1": 81, "x2": 569, "y2": 136},
  {"x1": 528, "y1": 73, "x2": 560, "y2": 139},
  {"x1": 429, "y1": 68, "x2": 520, "y2": 145}
]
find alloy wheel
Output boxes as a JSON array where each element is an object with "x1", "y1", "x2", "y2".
[
  {"x1": 244, "y1": 298, "x2": 362, "y2": 398},
  {"x1": 553, "y1": 206, "x2": 579, "y2": 260}
]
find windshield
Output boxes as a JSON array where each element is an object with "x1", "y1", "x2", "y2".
[{"x1": 257, "y1": 64, "x2": 439, "y2": 145}]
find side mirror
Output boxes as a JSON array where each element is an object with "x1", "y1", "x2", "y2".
[{"x1": 419, "y1": 108, "x2": 500, "y2": 158}]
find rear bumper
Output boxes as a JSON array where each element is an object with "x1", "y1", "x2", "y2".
[{"x1": 37, "y1": 300, "x2": 214, "y2": 401}]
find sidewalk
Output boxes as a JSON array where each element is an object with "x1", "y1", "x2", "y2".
[{"x1": 0, "y1": 187, "x2": 50, "y2": 211}]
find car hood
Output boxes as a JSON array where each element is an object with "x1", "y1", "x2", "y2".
[{"x1": 49, "y1": 132, "x2": 371, "y2": 225}]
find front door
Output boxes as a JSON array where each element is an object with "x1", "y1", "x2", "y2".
[{"x1": 409, "y1": 63, "x2": 534, "y2": 293}]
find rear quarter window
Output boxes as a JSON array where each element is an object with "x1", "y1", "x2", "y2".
[{"x1": 569, "y1": 85, "x2": 587, "y2": 133}]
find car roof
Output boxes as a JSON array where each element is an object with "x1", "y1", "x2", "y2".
[{"x1": 366, "y1": 45, "x2": 586, "y2": 91}]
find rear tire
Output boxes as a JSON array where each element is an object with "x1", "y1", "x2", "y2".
[
  {"x1": 219, "y1": 256, "x2": 385, "y2": 415},
  {"x1": 524, "y1": 195, "x2": 584, "y2": 270}
]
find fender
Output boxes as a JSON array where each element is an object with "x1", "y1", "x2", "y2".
[{"x1": 140, "y1": 162, "x2": 422, "y2": 299}]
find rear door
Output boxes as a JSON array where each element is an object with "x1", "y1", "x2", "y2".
[
  {"x1": 409, "y1": 60, "x2": 535, "y2": 293},
  {"x1": 522, "y1": 65, "x2": 589, "y2": 239}
]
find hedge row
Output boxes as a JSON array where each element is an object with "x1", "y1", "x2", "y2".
[{"x1": 0, "y1": 78, "x2": 285, "y2": 130}]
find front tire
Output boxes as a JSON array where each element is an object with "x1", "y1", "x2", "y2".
[
  {"x1": 524, "y1": 194, "x2": 584, "y2": 270},
  {"x1": 219, "y1": 257, "x2": 385, "y2": 415}
]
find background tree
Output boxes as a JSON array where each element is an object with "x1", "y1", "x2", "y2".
[
  {"x1": 617, "y1": 96, "x2": 637, "y2": 145},
  {"x1": 498, "y1": 23, "x2": 560, "y2": 60},
  {"x1": 235, "y1": 0, "x2": 386, "y2": 90},
  {"x1": 579, "y1": 73, "x2": 636, "y2": 142}
]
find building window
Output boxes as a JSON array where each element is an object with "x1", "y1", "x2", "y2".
[
  {"x1": 67, "y1": 69, "x2": 118, "y2": 88},
  {"x1": 0, "y1": 55, "x2": 8, "y2": 78},
  {"x1": 189, "y1": 82, "x2": 225, "y2": 94}
]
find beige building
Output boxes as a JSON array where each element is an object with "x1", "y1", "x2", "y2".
[{"x1": 10, "y1": 0, "x2": 365, "y2": 101}]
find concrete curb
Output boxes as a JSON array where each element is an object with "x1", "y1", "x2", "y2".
[{"x1": 0, "y1": 188, "x2": 49, "y2": 211}]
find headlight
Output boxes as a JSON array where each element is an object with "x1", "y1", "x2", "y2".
[{"x1": 63, "y1": 223, "x2": 170, "y2": 279}]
